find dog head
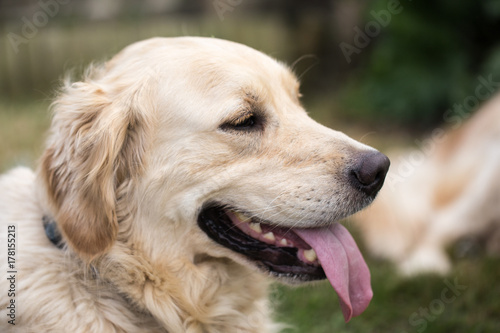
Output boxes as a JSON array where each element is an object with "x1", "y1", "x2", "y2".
[{"x1": 39, "y1": 37, "x2": 389, "y2": 322}]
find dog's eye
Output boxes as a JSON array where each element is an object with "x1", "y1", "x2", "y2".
[
  {"x1": 233, "y1": 115, "x2": 256, "y2": 129},
  {"x1": 222, "y1": 114, "x2": 260, "y2": 132}
]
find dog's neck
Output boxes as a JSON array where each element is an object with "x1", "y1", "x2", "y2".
[
  {"x1": 41, "y1": 218, "x2": 277, "y2": 332},
  {"x1": 97, "y1": 238, "x2": 276, "y2": 332},
  {"x1": 37, "y1": 175, "x2": 278, "y2": 333}
]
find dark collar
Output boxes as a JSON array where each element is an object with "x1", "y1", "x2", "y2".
[{"x1": 42, "y1": 215, "x2": 64, "y2": 249}]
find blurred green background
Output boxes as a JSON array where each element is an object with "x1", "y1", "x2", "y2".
[{"x1": 1, "y1": 0, "x2": 499, "y2": 332}]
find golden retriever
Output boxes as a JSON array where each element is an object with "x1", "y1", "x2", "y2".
[
  {"x1": 354, "y1": 93, "x2": 500, "y2": 276},
  {"x1": 0, "y1": 37, "x2": 389, "y2": 332}
]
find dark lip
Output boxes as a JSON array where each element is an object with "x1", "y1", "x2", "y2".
[{"x1": 197, "y1": 204, "x2": 326, "y2": 281}]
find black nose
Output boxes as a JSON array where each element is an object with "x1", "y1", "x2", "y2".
[{"x1": 350, "y1": 151, "x2": 390, "y2": 197}]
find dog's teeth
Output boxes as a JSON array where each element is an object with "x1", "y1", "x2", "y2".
[
  {"x1": 234, "y1": 211, "x2": 251, "y2": 223},
  {"x1": 249, "y1": 222, "x2": 262, "y2": 233},
  {"x1": 304, "y1": 249, "x2": 317, "y2": 262},
  {"x1": 280, "y1": 238, "x2": 288, "y2": 246},
  {"x1": 263, "y1": 232, "x2": 275, "y2": 242}
]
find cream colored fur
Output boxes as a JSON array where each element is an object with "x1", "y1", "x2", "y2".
[{"x1": 0, "y1": 37, "x2": 378, "y2": 332}]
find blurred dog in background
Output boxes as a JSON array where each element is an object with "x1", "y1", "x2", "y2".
[{"x1": 353, "y1": 94, "x2": 500, "y2": 276}]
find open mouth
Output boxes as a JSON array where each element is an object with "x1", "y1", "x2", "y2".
[
  {"x1": 197, "y1": 204, "x2": 373, "y2": 322},
  {"x1": 198, "y1": 205, "x2": 326, "y2": 280}
]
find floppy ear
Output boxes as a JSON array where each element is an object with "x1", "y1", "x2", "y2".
[{"x1": 39, "y1": 72, "x2": 154, "y2": 260}]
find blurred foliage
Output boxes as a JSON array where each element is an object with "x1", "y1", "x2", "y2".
[
  {"x1": 0, "y1": 16, "x2": 292, "y2": 99},
  {"x1": 2, "y1": 1, "x2": 500, "y2": 130},
  {"x1": 338, "y1": 0, "x2": 500, "y2": 129}
]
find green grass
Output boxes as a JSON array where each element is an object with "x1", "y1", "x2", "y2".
[
  {"x1": 275, "y1": 257, "x2": 500, "y2": 333},
  {"x1": 274, "y1": 232, "x2": 500, "y2": 333},
  {"x1": 0, "y1": 99, "x2": 51, "y2": 172}
]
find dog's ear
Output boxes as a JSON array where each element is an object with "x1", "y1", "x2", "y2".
[{"x1": 39, "y1": 71, "x2": 155, "y2": 260}]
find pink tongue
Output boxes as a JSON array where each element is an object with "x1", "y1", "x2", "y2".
[{"x1": 294, "y1": 223, "x2": 372, "y2": 322}]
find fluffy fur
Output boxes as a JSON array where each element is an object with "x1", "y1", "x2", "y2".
[
  {"x1": 354, "y1": 93, "x2": 500, "y2": 276},
  {"x1": 0, "y1": 37, "x2": 379, "y2": 332}
]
